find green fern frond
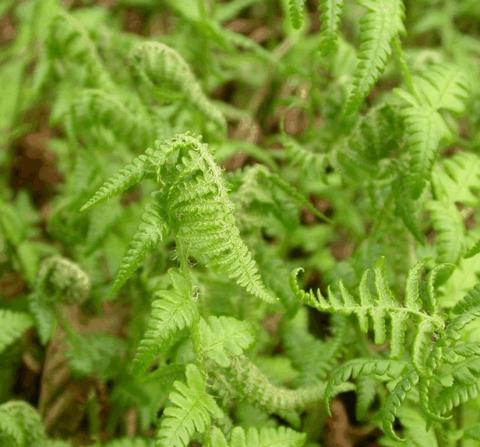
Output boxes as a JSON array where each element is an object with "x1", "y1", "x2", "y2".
[
  {"x1": 427, "y1": 201, "x2": 464, "y2": 264},
  {"x1": 432, "y1": 152, "x2": 480, "y2": 207},
  {"x1": 343, "y1": 0, "x2": 404, "y2": 116},
  {"x1": 157, "y1": 364, "x2": 223, "y2": 447},
  {"x1": 225, "y1": 355, "x2": 325, "y2": 413},
  {"x1": 288, "y1": 0, "x2": 305, "y2": 29},
  {"x1": 291, "y1": 259, "x2": 444, "y2": 359},
  {"x1": 318, "y1": 0, "x2": 344, "y2": 56},
  {"x1": 111, "y1": 200, "x2": 167, "y2": 295},
  {"x1": 0, "y1": 401, "x2": 46, "y2": 447},
  {"x1": 199, "y1": 316, "x2": 254, "y2": 367},
  {"x1": 80, "y1": 147, "x2": 157, "y2": 211},
  {"x1": 355, "y1": 376, "x2": 377, "y2": 421},
  {"x1": 381, "y1": 368, "x2": 419, "y2": 440},
  {"x1": 397, "y1": 64, "x2": 470, "y2": 198},
  {"x1": 208, "y1": 425, "x2": 306, "y2": 447},
  {"x1": 402, "y1": 107, "x2": 450, "y2": 198},
  {"x1": 446, "y1": 283, "x2": 480, "y2": 338},
  {"x1": 29, "y1": 256, "x2": 90, "y2": 344},
  {"x1": 70, "y1": 89, "x2": 155, "y2": 149},
  {"x1": 83, "y1": 134, "x2": 277, "y2": 303},
  {"x1": 324, "y1": 358, "x2": 407, "y2": 413},
  {"x1": 130, "y1": 42, "x2": 225, "y2": 131},
  {"x1": 48, "y1": 12, "x2": 112, "y2": 87},
  {"x1": 133, "y1": 270, "x2": 197, "y2": 374},
  {"x1": 0, "y1": 311, "x2": 33, "y2": 355}
]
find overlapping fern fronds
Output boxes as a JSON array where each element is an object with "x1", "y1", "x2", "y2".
[{"x1": 82, "y1": 134, "x2": 276, "y2": 303}]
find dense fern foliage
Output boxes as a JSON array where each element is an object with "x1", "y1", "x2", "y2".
[{"x1": 2, "y1": 0, "x2": 480, "y2": 445}]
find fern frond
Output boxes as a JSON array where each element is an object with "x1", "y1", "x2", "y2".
[
  {"x1": 29, "y1": 256, "x2": 90, "y2": 344},
  {"x1": 48, "y1": 12, "x2": 112, "y2": 87},
  {"x1": 355, "y1": 376, "x2": 377, "y2": 421},
  {"x1": 427, "y1": 200, "x2": 464, "y2": 264},
  {"x1": 225, "y1": 355, "x2": 325, "y2": 412},
  {"x1": 130, "y1": 42, "x2": 226, "y2": 131},
  {"x1": 0, "y1": 310, "x2": 33, "y2": 355},
  {"x1": 70, "y1": 89, "x2": 155, "y2": 149},
  {"x1": 111, "y1": 200, "x2": 167, "y2": 295},
  {"x1": 381, "y1": 369, "x2": 419, "y2": 440},
  {"x1": 0, "y1": 401, "x2": 46, "y2": 447},
  {"x1": 402, "y1": 106, "x2": 450, "y2": 198},
  {"x1": 318, "y1": 0, "x2": 344, "y2": 56},
  {"x1": 446, "y1": 283, "x2": 480, "y2": 338},
  {"x1": 133, "y1": 270, "x2": 197, "y2": 374},
  {"x1": 324, "y1": 358, "x2": 407, "y2": 412},
  {"x1": 157, "y1": 364, "x2": 223, "y2": 447},
  {"x1": 397, "y1": 64, "x2": 470, "y2": 198},
  {"x1": 343, "y1": 0, "x2": 404, "y2": 116},
  {"x1": 80, "y1": 148, "x2": 157, "y2": 211},
  {"x1": 199, "y1": 316, "x2": 254, "y2": 367},
  {"x1": 84, "y1": 134, "x2": 276, "y2": 303},
  {"x1": 291, "y1": 260, "x2": 444, "y2": 359},
  {"x1": 288, "y1": 0, "x2": 305, "y2": 29},
  {"x1": 414, "y1": 64, "x2": 470, "y2": 113},
  {"x1": 209, "y1": 425, "x2": 306, "y2": 447},
  {"x1": 432, "y1": 152, "x2": 480, "y2": 207}
]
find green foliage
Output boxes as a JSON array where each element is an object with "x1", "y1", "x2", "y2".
[
  {"x1": 0, "y1": 310, "x2": 32, "y2": 355},
  {"x1": 156, "y1": 364, "x2": 223, "y2": 447},
  {"x1": 2, "y1": 0, "x2": 480, "y2": 445}
]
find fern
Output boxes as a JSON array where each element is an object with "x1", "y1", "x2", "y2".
[
  {"x1": 208, "y1": 425, "x2": 305, "y2": 447},
  {"x1": 0, "y1": 401, "x2": 46, "y2": 447},
  {"x1": 69, "y1": 89, "x2": 155, "y2": 150},
  {"x1": 396, "y1": 63, "x2": 470, "y2": 198},
  {"x1": 427, "y1": 200, "x2": 464, "y2": 264},
  {"x1": 82, "y1": 134, "x2": 276, "y2": 303},
  {"x1": 129, "y1": 43, "x2": 226, "y2": 132},
  {"x1": 288, "y1": 0, "x2": 305, "y2": 30},
  {"x1": 0, "y1": 310, "x2": 33, "y2": 355},
  {"x1": 29, "y1": 256, "x2": 90, "y2": 344},
  {"x1": 156, "y1": 364, "x2": 223, "y2": 447},
  {"x1": 199, "y1": 316, "x2": 254, "y2": 367},
  {"x1": 318, "y1": 0, "x2": 344, "y2": 56},
  {"x1": 343, "y1": 0, "x2": 404, "y2": 116},
  {"x1": 133, "y1": 269, "x2": 197, "y2": 374},
  {"x1": 291, "y1": 259, "x2": 444, "y2": 359}
]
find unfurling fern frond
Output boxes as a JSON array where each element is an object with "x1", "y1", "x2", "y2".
[
  {"x1": 82, "y1": 134, "x2": 276, "y2": 303},
  {"x1": 343, "y1": 0, "x2": 404, "y2": 116},
  {"x1": 0, "y1": 401, "x2": 46, "y2": 447},
  {"x1": 69, "y1": 89, "x2": 155, "y2": 150},
  {"x1": 29, "y1": 256, "x2": 90, "y2": 344},
  {"x1": 48, "y1": 12, "x2": 112, "y2": 88},
  {"x1": 396, "y1": 64, "x2": 470, "y2": 198},
  {"x1": 208, "y1": 425, "x2": 306, "y2": 447},
  {"x1": 0, "y1": 310, "x2": 33, "y2": 354},
  {"x1": 133, "y1": 269, "x2": 197, "y2": 374},
  {"x1": 156, "y1": 364, "x2": 223, "y2": 447},
  {"x1": 288, "y1": 0, "x2": 305, "y2": 29},
  {"x1": 291, "y1": 259, "x2": 444, "y2": 360},
  {"x1": 130, "y1": 42, "x2": 226, "y2": 131},
  {"x1": 318, "y1": 0, "x2": 344, "y2": 56},
  {"x1": 224, "y1": 355, "x2": 325, "y2": 413},
  {"x1": 199, "y1": 316, "x2": 254, "y2": 367}
]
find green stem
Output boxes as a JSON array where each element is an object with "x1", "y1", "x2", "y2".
[{"x1": 392, "y1": 36, "x2": 417, "y2": 99}]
